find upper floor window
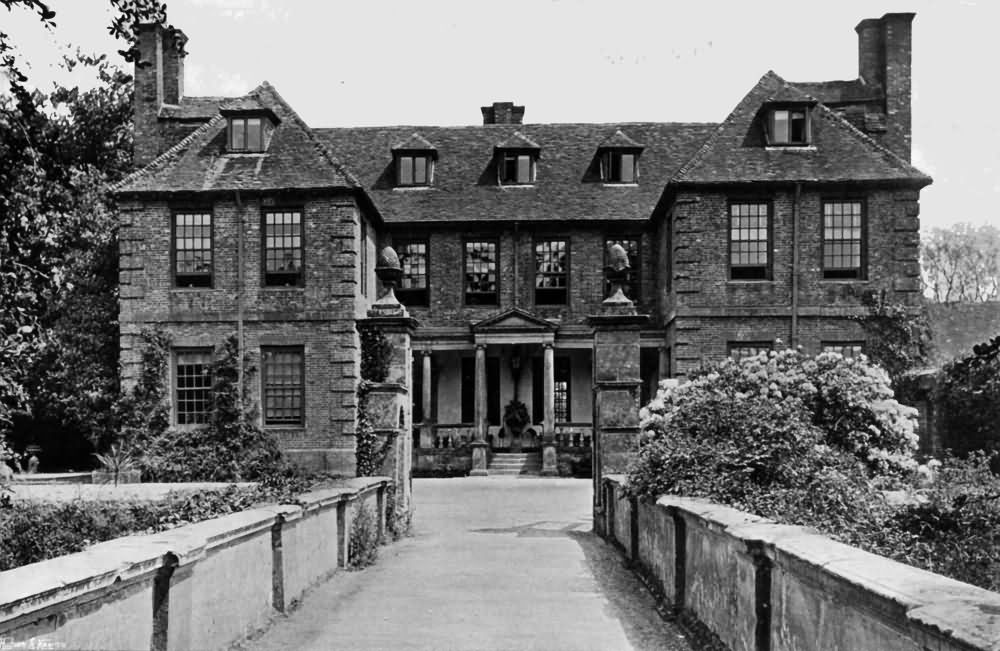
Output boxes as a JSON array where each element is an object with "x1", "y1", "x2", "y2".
[
  {"x1": 397, "y1": 240, "x2": 428, "y2": 306},
  {"x1": 535, "y1": 239, "x2": 568, "y2": 305},
  {"x1": 769, "y1": 107, "x2": 810, "y2": 146},
  {"x1": 500, "y1": 152, "x2": 536, "y2": 185},
  {"x1": 604, "y1": 238, "x2": 640, "y2": 300},
  {"x1": 729, "y1": 341, "x2": 773, "y2": 361},
  {"x1": 397, "y1": 154, "x2": 433, "y2": 187},
  {"x1": 822, "y1": 342, "x2": 865, "y2": 359},
  {"x1": 823, "y1": 200, "x2": 866, "y2": 279},
  {"x1": 262, "y1": 346, "x2": 304, "y2": 426},
  {"x1": 465, "y1": 240, "x2": 498, "y2": 305},
  {"x1": 173, "y1": 211, "x2": 212, "y2": 288},
  {"x1": 175, "y1": 349, "x2": 212, "y2": 426},
  {"x1": 263, "y1": 210, "x2": 303, "y2": 286},
  {"x1": 729, "y1": 201, "x2": 771, "y2": 280},
  {"x1": 229, "y1": 117, "x2": 265, "y2": 152},
  {"x1": 601, "y1": 151, "x2": 637, "y2": 183}
]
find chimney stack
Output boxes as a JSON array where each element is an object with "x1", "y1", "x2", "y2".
[
  {"x1": 133, "y1": 23, "x2": 188, "y2": 167},
  {"x1": 481, "y1": 101, "x2": 525, "y2": 125},
  {"x1": 855, "y1": 13, "x2": 914, "y2": 162}
]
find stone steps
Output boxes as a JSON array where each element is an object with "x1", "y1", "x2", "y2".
[{"x1": 487, "y1": 452, "x2": 542, "y2": 476}]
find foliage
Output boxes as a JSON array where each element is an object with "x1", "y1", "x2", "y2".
[
  {"x1": 921, "y1": 223, "x2": 1000, "y2": 303},
  {"x1": 851, "y1": 291, "x2": 933, "y2": 386},
  {"x1": 933, "y1": 335, "x2": 1000, "y2": 456},
  {"x1": 348, "y1": 503, "x2": 380, "y2": 569},
  {"x1": 137, "y1": 334, "x2": 289, "y2": 482},
  {"x1": 384, "y1": 484, "x2": 412, "y2": 541},
  {"x1": 1, "y1": 53, "x2": 131, "y2": 461},
  {"x1": 356, "y1": 326, "x2": 394, "y2": 477},
  {"x1": 92, "y1": 443, "x2": 138, "y2": 486},
  {"x1": 0, "y1": 484, "x2": 272, "y2": 571},
  {"x1": 503, "y1": 399, "x2": 530, "y2": 434}
]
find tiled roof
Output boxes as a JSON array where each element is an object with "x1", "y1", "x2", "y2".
[
  {"x1": 114, "y1": 82, "x2": 357, "y2": 195},
  {"x1": 672, "y1": 71, "x2": 932, "y2": 186},
  {"x1": 392, "y1": 133, "x2": 437, "y2": 151},
  {"x1": 158, "y1": 96, "x2": 227, "y2": 120},
  {"x1": 599, "y1": 129, "x2": 644, "y2": 149},
  {"x1": 316, "y1": 122, "x2": 717, "y2": 223}
]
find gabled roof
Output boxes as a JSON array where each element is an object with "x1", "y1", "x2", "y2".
[
  {"x1": 316, "y1": 122, "x2": 716, "y2": 223},
  {"x1": 471, "y1": 307, "x2": 557, "y2": 332},
  {"x1": 114, "y1": 81, "x2": 358, "y2": 195},
  {"x1": 671, "y1": 71, "x2": 931, "y2": 186},
  {"x1": 496, "y1": 131, "x2": 541, "y2": 150},
  {"x1": 599, "y1": 129, "x2": 644, "y2": 149},
  {"x1": 392, "y1": 132, "x2": 437, "y2": 151}
]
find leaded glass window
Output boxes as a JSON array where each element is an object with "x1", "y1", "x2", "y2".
[
  {"x1": 728, "y1": 342, "x2": 773, "y2": 361},
  {"x1": 770, "y1": 108, "x2": 809, "y2": 145},
  {"x1": 501, "y1": 153, "x2": 535, "y2": 184},
  {"x1": 175, "y1": 349, "x2": 212, "y2": 425},
  {"x1": 535, "y1": 240, "x2": 568, "y2": 304},
  {"x1": 602, "y1": 151, "x2": 636, "y2": 183},
  {"x1": 730, "y1": 202, "x2": 770, "y2": 280},
  {"x1": 173, "y1": 212, "x2": 212, "y2": 288},
  {"x1": 397, "y1": 240, "x2": 428, "y2": 306},
  {"x1": 397, "y1": 155, "x2": 431, "y2": 186},
  {"x1": 822, "y1": 342, "x2": 864, "y2": 359},
  {"x1": 823, "y1": 201, "x2": 865, "y2": 279},
  {"x1": 264, "y1": 210, "x2": 303, "y2": 286},
  {"x1": 465, "y1": 241, "x2": 498, "y2": 305},
  {"x1": 554, "y1": 357, "x2": 571, "y2": 422},
  {"x1": 229, "y1": 117, "x2": 264, "y2": 152},
  {"x1": 262, "y1": 347, "x2": 304, "y2": 426}
]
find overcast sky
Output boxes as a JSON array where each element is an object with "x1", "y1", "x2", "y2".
[{"x1": 6, "y1": 0, "x2": 997, "y2": 230}]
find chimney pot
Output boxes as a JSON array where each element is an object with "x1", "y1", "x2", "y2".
[{"x1": 481, "y1": 101, "x2": 525, "y2": 125}]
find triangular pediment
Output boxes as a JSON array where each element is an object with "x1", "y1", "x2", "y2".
[
  {"x1": 495, "y1": 131, "x2": 541, "y2": 150},
  {"x1": 471, "y1": 307, "x2": 557, "y2": 332}
]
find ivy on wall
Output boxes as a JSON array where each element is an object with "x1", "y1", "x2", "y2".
[{"x1": 356, "y1": 326, "x2": 393, "y2": 477}]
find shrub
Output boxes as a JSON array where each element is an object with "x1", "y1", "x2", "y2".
[
  {"x1": 348, "y1": 503, "x2": 379, "y2": 569},
  {"x1": 934, "y1": 336, "x2": 1000, "y2": 456}
]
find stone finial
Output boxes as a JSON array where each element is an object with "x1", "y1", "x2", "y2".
[
  {"x1": 603, "y1": 243, "x2": 633, "y2": 307},
  {"x1": 370, "y1": 245, "x2": 408, "y2": 316}
]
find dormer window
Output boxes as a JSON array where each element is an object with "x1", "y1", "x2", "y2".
[
  {"x1": 501, "y1": 152, "x2": 535, "y2": 184},
  {"x1": 397, "y1": 154, "x2": 432, "y2": 186},
  {"x1": 601, "y1": 151, "x2": 637, "y2": 183},
  {"x1": 768, "y1": 107, "x2": 810, "y2": 145},
  {"x1": 495, "y1": 131, "x2": 541, "y2": 186},
  {"x1": 595, "y1": 129, "x2": 643, "y2": 184},
  {"x1": 230, "y1": 117, "x2": 264, "y2": 152},
  {"x1": 391, "y1": 133, "x2": 438, "y2": 188},
  {"x1": 221, "y1": 105, "x2": 279, "y2": 153}
]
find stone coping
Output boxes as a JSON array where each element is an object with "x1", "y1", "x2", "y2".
[
  {"x1": 603, "y1": 476, "x2": 1000, "y2": 649},
  {"x1": 0, "y1": 476, "x2": 389, "y2": 626}
]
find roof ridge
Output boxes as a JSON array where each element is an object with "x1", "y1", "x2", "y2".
[
  {"x1": 257, "y1": 81, "x2": 360, "y2": 188},
  {"x1": 315, "y1": 121, "x2": 719, "y2": 132}
]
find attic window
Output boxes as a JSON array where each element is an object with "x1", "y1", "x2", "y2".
[
  {"x1": 396, "y1": 154, "x2": 433, "y2": 186},
  {"x1": 230, "y1": 117, "x2": 264, "y2": 152},
  {"x1": 769, "y1": 108, "x2": 810, "y2": 146},
  {"x1": 601, "y1": 151, "x2": 637, "y2": 183},
  {"x1": 500, "y1": 152, "x2": 536, "y2": 185}
]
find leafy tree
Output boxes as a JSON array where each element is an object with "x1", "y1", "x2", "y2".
[
  {"x1": 921, "y1": 223, "x2": 1000, "y2": 303},
  {"x1": 934, "y1": 335, "x2": 1000, "y2": 456},
  {"x1": 851, "y1": 290, "x2": 933, "y2": 386}
]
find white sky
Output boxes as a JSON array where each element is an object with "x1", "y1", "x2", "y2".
[{"x1": 6, "y1": 0, "x2": 998, "y2": 230}]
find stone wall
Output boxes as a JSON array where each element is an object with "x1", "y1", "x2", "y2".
[
  {"x1": 600, "y1": 476, "x2": 1000, "y2": 651},
  {"x1": 0, "y1": 478, "x2": 389, "y2": 651}
]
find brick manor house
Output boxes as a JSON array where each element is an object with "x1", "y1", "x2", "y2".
[{"x1": 114, "y1": 13, "x2": 930, "y2": 475}]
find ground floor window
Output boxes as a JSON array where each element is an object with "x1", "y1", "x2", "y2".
[
  {"x1": 175, "y1": 349, "x2": 212, "y2": 425},
  {"x1": 554, "y1": 357, "x2": 571, "y2": 422},
  {"x1": 262, "y1": 347, "x2": 304, "y2": 425},
  {"x1": 822, "y1": 341, "x2": 865, "y2": 359},
  {"x1": 728, "y1": 341, "x2": 773, "y2": 361}
]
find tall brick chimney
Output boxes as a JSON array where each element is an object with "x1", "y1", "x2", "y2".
[
  {"x1": 855, "y1": 13, "x2": 914, "y2": 162},
  {"x1": 481, "y1": 101, "x2": 525, "y2": 125},
  {"x1": 133, "y1": 23, "x2": 188, "y2": 168}
]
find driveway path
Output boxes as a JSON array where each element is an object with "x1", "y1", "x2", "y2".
[{"x1": 239, "y1": 477, "x2": 696, "y2": 651}]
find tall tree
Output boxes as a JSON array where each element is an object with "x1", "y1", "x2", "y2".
[{"x1": 921, "y1": 223, "x2": 1000, "y2": 303}]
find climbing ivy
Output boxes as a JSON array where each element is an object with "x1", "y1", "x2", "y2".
[
  {"x1": 851, "y1": 290, "x2": 933, "y2": 386},
  {"x1": 113, "y1": 327, "x2": 171, "y2": 448},
  {"x1": 356, "y1": 326, "x2": 394, "y2": 477}
]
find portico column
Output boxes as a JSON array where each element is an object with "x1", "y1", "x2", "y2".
[
  {"x1": 420, "y1": 350, "x2": 433, "y2": 448},
  {"x1": 470, "y1": 343, "x2": 489, "y2": 476},
  {"x1": 541, "y1": 342, "x2": 558, "y2": 477},
  {"x1": 543, "y1": 343, "x2": 555, "y2": 434}
]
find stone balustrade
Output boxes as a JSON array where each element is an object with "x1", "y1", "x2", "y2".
[
  {"x1": 0, "y1": 477, "x2": 389, "y2": 651},
  {"x1": 599, "y1": 475, "x2": 1000, "y2": 651}
]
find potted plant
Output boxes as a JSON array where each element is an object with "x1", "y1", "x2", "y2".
[
  {"x1": 503, "y1": 399, "x2": 530, "y2": 435},
  {"x1": 92, "y1": 443, "x2": 142, "y2": 486}
]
